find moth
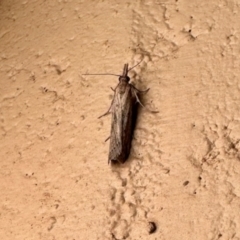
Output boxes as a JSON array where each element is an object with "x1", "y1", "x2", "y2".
[{"x1": 84, "y1": 61, "x2": 156, "y2": 164}]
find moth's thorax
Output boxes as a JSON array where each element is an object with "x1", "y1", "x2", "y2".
[{"x1": 118, "y1": 78, "x2": 131, "y2": 94}]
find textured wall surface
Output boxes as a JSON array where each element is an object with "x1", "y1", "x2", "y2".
[{"x1": 1, "y1": 0, "x2": 240, "y2": 239}]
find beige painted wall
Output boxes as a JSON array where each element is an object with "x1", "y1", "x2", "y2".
[{"x1": 1, "y1": 0, "x2": 240, "y2": 239}]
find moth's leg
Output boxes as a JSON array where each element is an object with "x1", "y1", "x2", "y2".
[
  {"x1": 98, "y1": 97, "x2": 115, "y2": 118},
  {"x1": 98, "y1": 103, "x2": 113, "y2": 118},
  {"x1": 133, "y1": 89, "x2": 158, "y2": 113},
  {"x1": 105, "y1": 136, "x2": 110, "y2": 142},
  {"x1": 111, "y1": 84, "x2": 119, "y2": 92},
  {"x1": 131, "y1": 85, "x2": 150, "y2": 94},
  {"x1": 99, "y1": 84, "x2": 118, "y2": 118},
  {"x1": 134, "y1": 92, "x2": 146, "y2": 108}
]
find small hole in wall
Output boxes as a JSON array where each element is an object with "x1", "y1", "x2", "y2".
[{"x1": 183, "y1": 181, "x2": 189, "y2": 186}]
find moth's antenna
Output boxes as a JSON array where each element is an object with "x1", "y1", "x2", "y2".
[
  {"x1": 83, "y1": 59, "x2": 144, "y2": 77},
  {"x1": 128, "y1": 59, "x2": 144, "y2": 72},
  {"x1": 82, "y1": 73, "x2": 121, "y2": 77}
]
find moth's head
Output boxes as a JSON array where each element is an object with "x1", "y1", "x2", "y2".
[
  {"x1": 119, "y1": 63, "x2": 130, "y2": 82},
  {"x1": 119, "y1": 75, "x2": 130, "y2": 82}
]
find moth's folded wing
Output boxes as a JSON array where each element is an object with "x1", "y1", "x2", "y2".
[{"x1": 108, "y1": 94, "x2": 123, "y2": 162}]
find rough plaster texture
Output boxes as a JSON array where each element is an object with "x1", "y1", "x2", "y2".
[{"x1": 1, "y1": 0, "x2": 240, "y2": 239}]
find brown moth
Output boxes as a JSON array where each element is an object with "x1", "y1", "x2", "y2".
[{"x1": 84, "y1": 61, "x2": 155, "y2": 164}]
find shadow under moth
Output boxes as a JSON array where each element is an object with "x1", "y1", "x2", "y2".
[{"x1": 84, "y1": 61, "x2": 157, "y2": 164}]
